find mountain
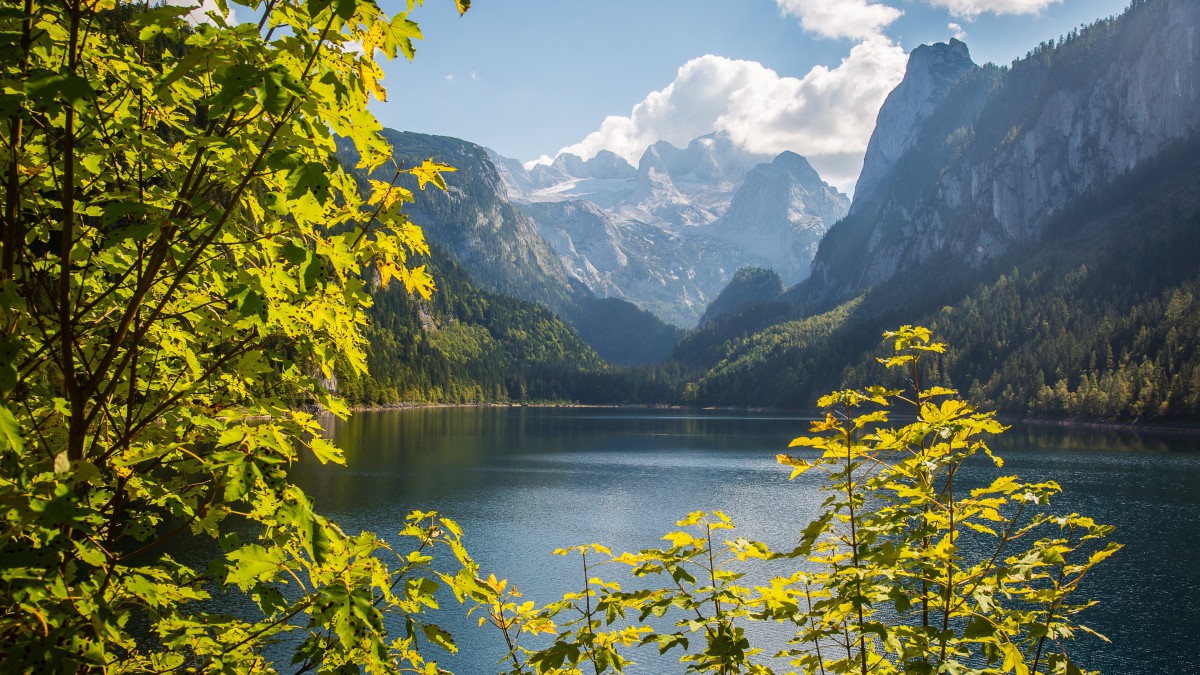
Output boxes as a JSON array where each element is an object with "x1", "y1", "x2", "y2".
[
  {"x1": 338, "y1": 244, "x2": 686, "y2": 404},
  {"x1": 702, "y1": 151, "x2": 849, "y2": 285},
  {"x1": 335, "y1": 130, "x2": 682, "y2": 366},
  {"x1": 494, "y1": 132, "x2": 848, "y2": 326},
  {"x1": 336, "y1": 130, "x2": 575, "y2": 314},
  {"x1": 804, "y1": 0, "x2": 1200, "y2": 304},
  {"x1": 518, "y1": 199, "x2": 729, "y2": 325},
  {"x1": 852, "y1": 38, "x2": 977, "y2": 211},
  {"x1": 677, "y1": 0, "x2": 1200, "y2": 422},
  {"x1": 341, "y1": 244, "x2": 603, "y2": 404},
  {"x1": 698, "y1": 267, "x2": 784, "y2": 327}
]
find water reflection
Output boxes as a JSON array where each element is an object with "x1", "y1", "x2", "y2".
[{"x1": 291, "y1": 408, "x2": 1200, "y2": 674}]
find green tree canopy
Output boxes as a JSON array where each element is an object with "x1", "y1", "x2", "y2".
[{"x1": 0, "y1": 0, "x2": 487, "y2": 670}]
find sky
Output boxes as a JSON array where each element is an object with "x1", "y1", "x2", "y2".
[{"x1": 371, "y1": 0, "x2": 1131, "y2": 194}]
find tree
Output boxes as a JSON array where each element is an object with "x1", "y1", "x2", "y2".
[
  {"x1": 0, "y1": 0, "x2": 488, "y2": 670},
  {"x1": 481, "y1": 327, "x2": 1118, "y2": 674}
]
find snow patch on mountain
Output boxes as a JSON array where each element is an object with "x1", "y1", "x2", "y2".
[{"x1": 490, "y1": 131, "x2": 847, "y2": 326}]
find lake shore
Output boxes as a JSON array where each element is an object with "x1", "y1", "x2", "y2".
[
  {"x1": 1018, "y1": 416, "x2": 1200, "y2": 436},
  {"x1": 341, "y1": 401, "x2": 1200, "y2": 435}
]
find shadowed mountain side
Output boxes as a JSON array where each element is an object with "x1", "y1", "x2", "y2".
[{"x1": 336, "y1": 130, "x2": 685, "y2": 366}]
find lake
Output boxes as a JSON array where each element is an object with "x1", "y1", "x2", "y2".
[{"x1": 292, "y1": 406, "x2": 1200, "y2": 673}]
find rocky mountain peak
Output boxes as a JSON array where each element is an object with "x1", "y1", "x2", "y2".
[
  {"x1": 807, "y1": 0, "x2": 1200, "y2": 304},
  {"x1": 704, "y1": 151, "x2": 849, "y2": 283},
  {"x1": 910, "y1": 37, "x2": 971, "y2": 72},
  {"x1": 852, "y1": 38, "x2": 977, "y2": 210},
  {"x1": 484, "y1": 134, "x2": 847, "y2": 324},
  {"x1": 552, "y1": 150, "x2": 637, "y2": 180},
  {"x1": 771, "y1": 151, "x2": 821, "y2": 185}
]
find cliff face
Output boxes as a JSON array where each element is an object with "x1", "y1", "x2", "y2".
[
  {"x1": 852, "y1": 38, "x2": 977, "y2": 211},
  {"x1": 338, "y1": 130, "x2": 576, "y2": 314},
  {"x1": 704, "y1": 151, "x2": 848, "y2": 284},
  {"x1": 807, "y1": 0, "x2": 1200, "y2": 302}
]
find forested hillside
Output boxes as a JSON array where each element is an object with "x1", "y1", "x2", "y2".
[
  {"x1": 330, "y1": 0, "x2": 1200, "y2": 424},
  {"x1": 336, "y1": 130, "x2": 683, "y2": 366},
  {"x1": 681, "y1": 138, "x2": 1200, "y2": 421},
  {"x1": 339, "y1": 246, "x2": 691, "y2": 405}
]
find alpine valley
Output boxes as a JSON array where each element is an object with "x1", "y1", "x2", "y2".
[{"x1": 343, "y1": 0, "x2": 1200, "y2": 422}]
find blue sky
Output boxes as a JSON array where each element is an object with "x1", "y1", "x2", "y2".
[{"x1": 374, "y1": 0, "x2": 1130, "y2": 192}]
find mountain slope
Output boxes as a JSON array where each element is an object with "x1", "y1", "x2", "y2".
[
  {"x1": 803, "y1": 0, "x2": 1200, "y2": 304},
  {"x1": 336, "y1": 130, "x2": 681, "y2": 365},
  {"x1": 497, "y1": 133, "x2": 847, "y2": 326},
  {"x1": 339, "y1": 245, "x2": 604, "y2": 404},
  {"x1": 679, "y1": 0, "x2": 1200, "y2": 421},
  {"x1": 686, "y1": 139, "x2": 1200, "y2": 420},
  {"x1": 336, "y1": 130, "x2": 576, "y2": 315},
  {"x1": 698, "y1": 267, "x2": 784, "y2": 328}
]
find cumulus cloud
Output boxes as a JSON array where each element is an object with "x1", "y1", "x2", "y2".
[
  {"x1": 776, "y1": 0, "x2": 902, "y2": 41},
  {"x1": 524, "y1": 155, "x2": 554, "y2": 170},
  {"x1": 924, "y1": 0, "x2": 1062, "y2": 19},
  {"x1": 949, "y1": 22, "x2": 967, "y2": 40},
  {"x1": 556, "y1": 38, "x2": 907, "y2": 193}
]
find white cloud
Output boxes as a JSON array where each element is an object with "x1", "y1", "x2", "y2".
[
  {"x1": 523, "y1": 155, "x2": 554, "y2": 171},
  {"x1": 776, "y1": 0, "x2": 902, "y2": 41},
  {"x1": 924, "y1": 0, "x2": 1062, "y2": 19},
  {"x1": 949, "y1": 22, "x2": 967, "y2": 40},
  {"x1": 445, "y1": 74, "x2": 455, "y2": 81},
  {"x1": 556, "y1": 38, "x2": 907, "y2": 194}
]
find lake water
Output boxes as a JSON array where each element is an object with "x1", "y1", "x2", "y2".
[{"x1": 293, "y1": 407, "x2": 1200, "y2": 674}]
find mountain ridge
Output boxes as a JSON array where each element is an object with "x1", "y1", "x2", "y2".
[
  {"x1": 494, "y1": 132, "x2": 848, "y2": 325},
  {"x1": 802, "y1": 0, "x2": 1200, "y2": 305},
  {"x1": 336, "y1": 130, "x2": 683, "y2": 366},
  {"x1": 675, "y1": 0, "x2": 1200, "y2": 422}
]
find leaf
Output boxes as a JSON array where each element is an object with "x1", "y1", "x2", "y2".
[
  {"x1": 25, "y1": 72, "x2": 95, "y2": 107},
  {"x1": 662, "y1": 531, "x2": 695, "y2": 548},
  {"x1": 277, "y1": 489, "x2": 334, "y2": 564},
  {"x1": 0, "y1": 404, "x2": 23, "y2": 454},
  {"x1": 422, "y1": 624, "x2": 457, "y2": 653},
  {"x1": 239, "y1": 289, "x2": 268, "y2": 324},
  {"x1": 226, "y1": 544, "x2": 286, "y2": 589},
  {"x1": 308, "y1": 437, "x2": 345, "y2": 465},
  {"x1": 288, "y1": 161, "x2": 333, "y2": 202},
  {"x1": 409, "y1": 158, "x2": 456, "y2": 191},
  {"x1": 156, "y1": 47, "x2": 213, "y2": 92},
  {"x1": 133, "y1": 4, "x2": 192, "y2": 40},
  {"x1": 777, "y1": 454, "x2": 814, "y2": 480}
]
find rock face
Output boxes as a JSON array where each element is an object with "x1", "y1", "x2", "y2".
[
  {"x1": 518, "y1": 200, "x2": 725, "y2": 324},
  {"x1": 705, "y1": 152, "x2": 849, "y2": 285},
  {"x1": 496, "y1": 132, "x2": 848, "y2": 326},
  {"x1": 852, "y1": 38, "x2": 977, "y2": 212},
  {"x1": 339, "y1": 130, "x2": 575, "y2": 314},
  {"x1": 338, "y1": 131, "x2": 684, "y2": 366},
  {"x1": 806, "y1": 0, "x2": 1200, "y2": 303}
]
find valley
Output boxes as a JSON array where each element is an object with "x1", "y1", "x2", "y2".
[{"x1": 346, "y1": 0, "x2": 1200, "y2": 423}]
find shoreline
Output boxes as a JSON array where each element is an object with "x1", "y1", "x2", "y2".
[
  {"x1": 337, "y1": 401, "x2": 1200, "y2": 435},
  {"x1": 1017, "y1": 416, "x2": 1200, "y2": 436}
]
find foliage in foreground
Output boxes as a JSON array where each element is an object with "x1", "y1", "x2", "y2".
[
  {"x1": 477, "y1": 327, "x2": 1118, "y2": 674},
  {"x1": 0, "y1": 0, "x2": 1119, "y2": 671},
  {"x1": 0, "y1": 0, "x2": 494, "y2": 670}
]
